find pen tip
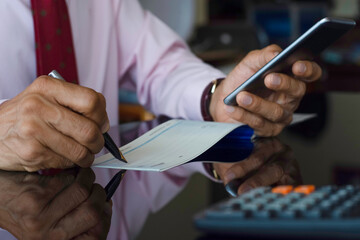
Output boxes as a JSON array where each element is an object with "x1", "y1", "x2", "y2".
[
  {"x1": 103, "y1": 133, "x2": 127, "y2": 163},
  {"x1": 114, "y1": 150, "x2": 128, "y2": 163}
]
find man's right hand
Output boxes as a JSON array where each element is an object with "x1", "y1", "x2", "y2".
[{"x1": 0, "y1": 76, "x2": 110, "y2": 172}]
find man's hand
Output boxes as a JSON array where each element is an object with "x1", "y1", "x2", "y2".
[
  {"x1": 213, "y1": 138, "x2": 302, "y2": 195},
  {"x1": 0, "y1": 168, "x2": 112, "y2": 240},
  {"x1": 0, "y1": 76, "x2": 109, "y2": 171},
  {"x1": 209, "y1": 44, "x2": 322, "y2": 136}
]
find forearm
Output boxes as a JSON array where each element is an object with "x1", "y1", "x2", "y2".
[
  {"x1": 140, "y1": 52, "x2": 225, "y2": 120},
  {"x1": 116, "y1": 1, "x2": 225, "y2": 120}
]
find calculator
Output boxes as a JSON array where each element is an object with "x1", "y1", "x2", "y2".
[{"x1": 194, "y1": 185, "x2": 360, "y2": 239}]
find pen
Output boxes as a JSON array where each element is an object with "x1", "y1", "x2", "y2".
[
  {"x1": 48, "y1": 70, "x2": 127, "y2": 163},
  {"x1": 105, "y1": 169, "x2": 126, "y2": 201}
]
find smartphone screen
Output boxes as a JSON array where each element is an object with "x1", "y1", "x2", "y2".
[{"x1": 223, "y1": 17, "x2": 356, "y2": 106}]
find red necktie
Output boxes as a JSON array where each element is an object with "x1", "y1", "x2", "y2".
[
  {"x1": 31, "y1": 0, "x2": 79, "y2": 84},
  {"x1": 31, "y1": 0, "x2": 78, "y2": 174}
]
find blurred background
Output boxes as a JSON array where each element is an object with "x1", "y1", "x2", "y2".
[{"x1": 119, "y1": 1, "x2": 360, "y2": 239}]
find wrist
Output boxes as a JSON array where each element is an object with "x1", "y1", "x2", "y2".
[
  {"x1": 200, "y1": 78, "x2": 225, "y2": 121},
  {"x1": 203, "y1": 163, "x2": 221, "y2": 181}
]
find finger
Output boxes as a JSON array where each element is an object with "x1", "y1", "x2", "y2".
[
  {"x1": 292, "y1": 61, "x2": 322, "y2": 82},
  {"x1": 225, "y1": 105, "x2": 266, "y2": 128},
  {"x1": 30, "y1": 76, "x2": 109, "y2": 132},
  {"x1": 43, "y1": 102, "x2": 105, "y2": 154},
  {"x1": 6, "y1": 173, "x2": 76, "y2": 218},
  {"x1": 47, "y1": 168, "x2": 95, "y2": 221},
  {"x1": 16, "y1": 94, "x2": 104, "y2": 155},
  {"x1": 264, "y1": 73, "x2": 306, "y2": 99},
  {"x1": 224, "y1": 108, "x2": 288, "y2": 137},
  {"x1": 222, "y1": 138, "x2": 285, "y2": 184},
  {"x1": 271, "y1": 149, "x2": 303, "y2": 186},
  {"x1": 73, "y1": 201, "x2": 112, "y2": 240},
  {"x1": 253, "y1": 122, "x2": 287, "y2": 137},
  {"x1": 2, "y1": 136, "x2": 51, "y2": 172},
  {"x1": 36, "y1": 123, "x2": 95, "y2": 168},
  {"x1": 242, "y1": 44, "x2": 282, "y2": 71},
  {"x1": 46, "y1": 172, "x2": 76, "y2": 191},
  {"x1": 55, "y1": 184, "x2": 107, "y2": 239},
  {"x1": 233, "y1": 93, "x2": 293, "y2": 123},
  {"x1": 237, "y1": 161, "x2": 285, "y2": 194},
  {"x1": 3, "y1": 122, "x2": 75, "y2": 171}
]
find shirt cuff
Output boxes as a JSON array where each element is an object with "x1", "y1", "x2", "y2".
[{"x1": 0, "y1": 99, "x2": 8, "y2": 105}]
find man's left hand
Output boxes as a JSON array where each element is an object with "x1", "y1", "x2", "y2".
[{"x1": 209, "y1": 44, "x2": 322, "y2": 136}]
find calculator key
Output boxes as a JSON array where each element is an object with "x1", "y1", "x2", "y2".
[
  {"x1": 303, "y1": 209, "x2": 325, "y2": 219},
  {"x1": 308, "y1": 191, "x2": 329, "y2": 200},
  {"x1": 276, "y1": 197, "x2": 296, "y2": 205},
  {"x1": 252, "y1": 198, "x2": 272, "y2": 205},
  {"x1": 272, "y1": 185, "x2": 293, "y2": 195},
  {"x1": 335, "y1": 189, "x2": 350, "y2": 200},
  {"x1": 328, "y1": 195, "x2": 341, "y2": 205},
  {"x1": 219, "y1": 201, "x2": 239, "y2": 210},
  {"x1": 232, "y1": 196, "x2": 251, "y2": 204},
  {"x1": 277, "y1": 210, "x2": 300, "y2": 219},
  {"x1": 206, "y1": 209, "x2": 249, "y2": 219},
  {"x1": 242, "y1": 202, "x2": 264, "y2": 211},
  {"x1": 317, "y1": 185, "x2": 337, "y2": 193},
  {"x1": 331, "y1": 207, "x2": 349, "y2": 219},
  {"x1": 265, "y1": 202, "x2": 287, "y2": 212},
  {"x1": 288, "y1": 202, "x2": 312, "y2": 211},
  {"x1": 299, "y1": 197, "x2": 319, "y2": 206},
  {"x1": 250, "y1": 187, "x2": 271, "y2": 196},
  {"x1": 286, "y1": 192, "x2": 305, "y2": 200},
  {"x1": 294, "y1": 185, "x2": 315, "y2": 195},
  {"x1": 262, "y1": 192, "x2": 281, "y2": 200},
  {"x1": 252, "y1": 210, "x2": 274, "y2": 219},
  {"x1": 319, "y1": 200, "x2": 334, "y2": 211},
  {"x1": 351, "y1": 195, "x2": 360, "y2": 202},
  {"x1": 231, "y1": 203, "x2": 242, "y2": 210}
]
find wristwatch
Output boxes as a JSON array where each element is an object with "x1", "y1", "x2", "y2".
[{"x1": 204, "y1": 163, "x2": 220, "y2": 180}]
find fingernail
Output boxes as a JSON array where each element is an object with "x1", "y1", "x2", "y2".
[
  {"x1": 273, "y1": 51, "x2": 280, "y2": 57},
  {"x1": 298, "y1": 63, "x2": 307, "y2": 74},
  {"x1": 240, "y1": 95, "x2": 252, "y2": 106},
  {"x1": 225, "y1": 105, "x2": 235, "y2": 113},
  {"x1": 225, "y1": 171, "x2": 236, "y2": 182},
  {"x1": 271, "y1": 74, "x2": 281, "y2": 86}
]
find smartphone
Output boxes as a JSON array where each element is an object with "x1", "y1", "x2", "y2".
[{"x1": 223, "y1": 17, "x2": 356, "y2": 106}]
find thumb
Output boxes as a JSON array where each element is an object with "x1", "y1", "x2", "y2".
[{"x1": 243, "y1": 44, "x2": 282, "y2": 71}]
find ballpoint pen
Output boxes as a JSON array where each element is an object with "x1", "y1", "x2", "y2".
[{"x1": 48, "y1": 70, "x2": 127, "y2": 163}]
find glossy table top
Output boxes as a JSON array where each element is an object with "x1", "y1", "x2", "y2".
[{"x1": 1, "y1": 113, "x2": 360, "y2": 240}]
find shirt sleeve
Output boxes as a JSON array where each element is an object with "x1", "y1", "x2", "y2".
[{"x1": 116, "y1": 0, "x2": 226, "y2": 120}]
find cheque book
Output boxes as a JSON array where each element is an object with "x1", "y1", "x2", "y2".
[
  {"x1": 92, "y1": 114, "x2": 314, "y2": 172},
  {"x1": 93, "y1": 119, "x2": 254, "y2": 172}
]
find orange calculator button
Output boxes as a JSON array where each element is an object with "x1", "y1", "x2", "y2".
[
  {"x1": 272, "y1": 185, "x2": 293, "y2": 195},
  {"x1": 294, "y1": 185, "x2": 315, "y2": 195}
]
